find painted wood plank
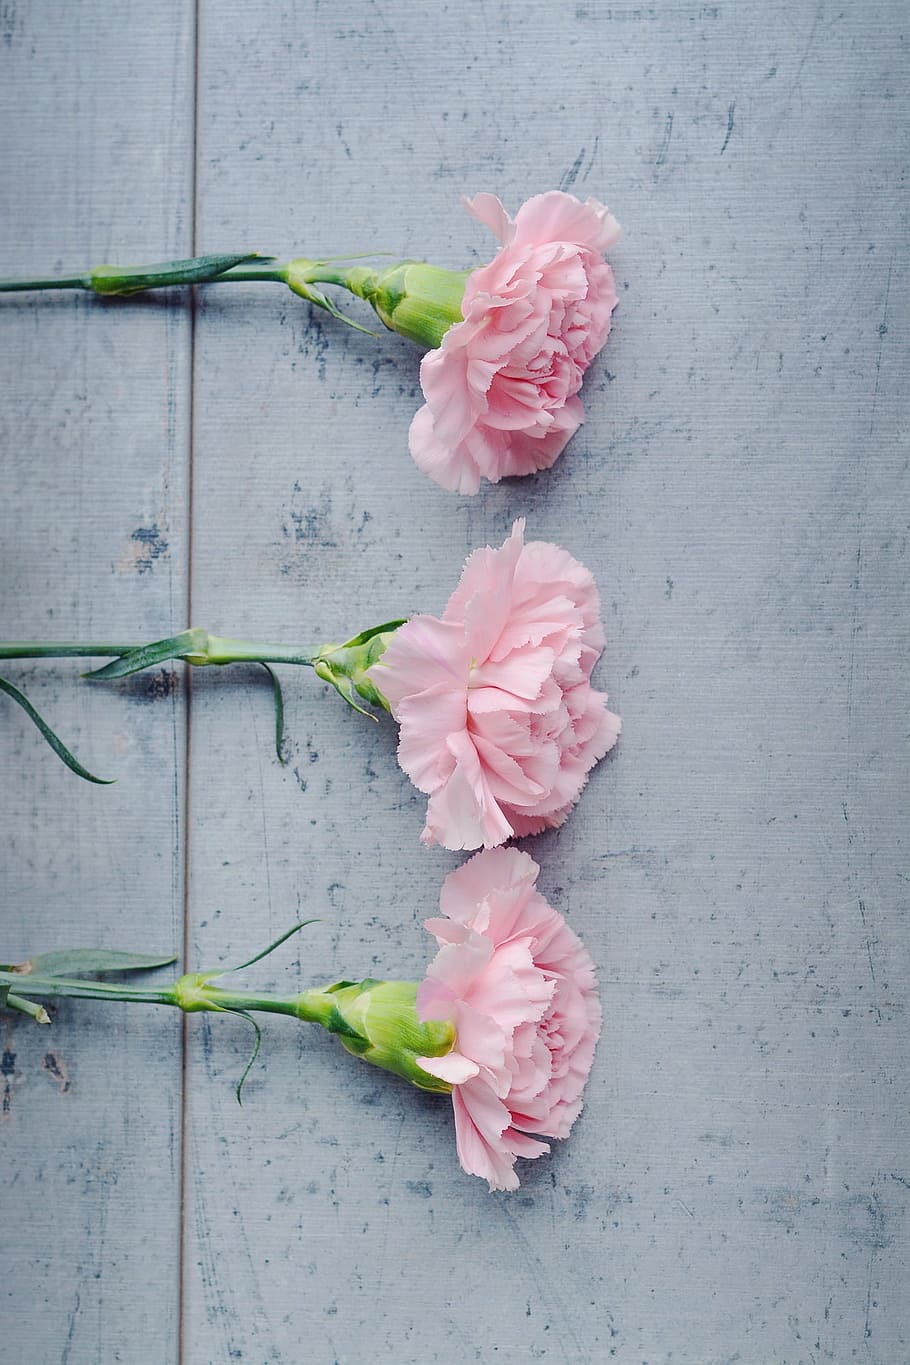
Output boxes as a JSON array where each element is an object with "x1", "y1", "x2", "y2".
[
  {"x1": 182, "y1": 2, "x2": 909, "y2": 1362},
  {"x1": 0, "y1": 2, "x2": 195, "y2": 1360}
]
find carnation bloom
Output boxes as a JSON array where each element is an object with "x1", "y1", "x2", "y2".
[
  {"x1": 368, "y1": 520, "x2": 620, "y2": 851},
  {"x1": 3, "y1": 849, "x2": 601, "y2": 1194},
  {"x1": 1, "y1": 526, "x2": 618, "y2": 820},
  {"x1": 3, "y1": 191, "x2": 620, "y2": 496},
  {"x1": 408, "y1": 191, "x2": 621, "y2": 494},
  {"x1": 414, "y1": 847, "x2": 602, "y2": 1191}
]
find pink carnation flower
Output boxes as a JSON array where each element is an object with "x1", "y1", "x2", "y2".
[
  {"x1": 368, "y1": 520, "x2": 620, "y2": 851},
  {"x1": 409, "y1": 190, "x2": 621, "y2": 494},
  {"x1": 415, "y1": 847, "x2": 601, "y2": 1191}
]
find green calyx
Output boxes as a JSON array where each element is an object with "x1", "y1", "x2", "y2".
[
  {"x1": 362, "y1": 262, "x2": 469, "y2": 349},
  {"x1": 312, "y1": 621, "x2": 403, "y2": 717},
  {"x1": 298, "y1": 980, "x2": 456, "y2": 1093},
  {"x1": 287, "y1": 258, "x2": 468, "y2": 350}
]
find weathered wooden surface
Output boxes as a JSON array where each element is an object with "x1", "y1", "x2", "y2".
[
  {"x1": 0, "y1": 1, "x2": 194, "y2": 1360},
  {"x1": 3, "y1": 1, "x2": 909, "y2": 1361}
]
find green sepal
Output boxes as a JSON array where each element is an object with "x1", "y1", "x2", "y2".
[
  {"x1": 90, "y1": 253, "x2": 265, "y2": 296},
  {"x1": 2, "y1": 949, "x2": 178, "y2": 977},
  {"x1": 309, "y1": 979, "x2": 457, "y2": 1093},
  {"x1": 314, "y1": 619, "x2": 405, "y2": 715},
  {"x1": 285, "y1": 259, "x2": 378, "y2": 335},
  {"x1": 367, "y1": 262, "x2": 469, "y2": 348},
  {"x1": 324, "y1": 1004, "x2": 370, "y2": 1048},
  {"x1": 0, "y1": 674, "x2": 113, "y2": 784}
]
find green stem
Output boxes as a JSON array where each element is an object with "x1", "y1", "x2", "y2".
[
  {"x1": 0, "y1": 642, "x2": 142, "y2": 660},
  {"x1": 0, "y1": 970, "x2": 349, "y2": 1024},
  {"x1": 212, "y1": 265, "x2": 290, "y2": 284},
  {"x1": 201, "y1": 636, "x2": 317, "y2": 667},
  {"x1": 0, "y1": 636, "x2": 319, "y2": 669},
  {"x1": 6, "y1": 994, "x2": 51, "y2": 1023},
  {"x1": 0, "y1": 253, "x2": 266, "y2": 296},
  {"x1": 0, "y1": 275, "x2": 88, "y2": 292},
  {"x1": 0, "y1": 972, "x2": 178, "y2": 1006}
]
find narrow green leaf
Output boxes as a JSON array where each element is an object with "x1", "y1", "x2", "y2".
[
  {"x1": 225, "y1": 1009, "x2": 262, "y2": 1105},
  {"x1": 260, "y1": 663, "x2": 286, "y2": 763},
  {"x1": 227, "y1": 921, "x2": 319, "y2": 976},
  {"x1": 84, "y1": 630, "x2": 203, "y2": 680},
  {"x1": 6, "y1": 949, "x2": 178, "y2": 977},
  {"x1": 92, "y1": 253, "x2": 266, "y2": 295},
  {"x1": 0, "y1": 675, "x2": 113, "y2": 784}
]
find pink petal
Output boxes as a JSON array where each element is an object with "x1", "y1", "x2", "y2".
[
  {"x1": 452, "y1": 1081, "x2": 519, "y2": 1191},
  {"x1": 462, "y1": 192, "x2": 515, "y2": 244},
  {"x1": 512, "y1": 190, "x2": 622, "y2": 253},
  {"x1": 395, "y1": 683, "x2": 467, "y2": 794},
  {"x1": 416, "y1": 1051, "x2": 480, "y2": 1085},
  {"x1": 370, "y1": 614, "x2": 469, "y2": 714},
  {"x1": 439, "y1": 847, "x2": 540, "y2": 925}
]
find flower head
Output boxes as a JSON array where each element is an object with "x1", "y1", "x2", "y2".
[
  {"x1": 414, "y1": 847, "x2": 601, "y2": 1191},
  {"x1": 409, "y1": 191, "x2": 621, "y2": 494},
  {"x1": 368, "y1": 521, "x2": 620, "y2": 851}
]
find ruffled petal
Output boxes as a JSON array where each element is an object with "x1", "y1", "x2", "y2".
[
  {"x1": 511, "y1": 190, "x2": 622, "y2": 253},
  {"x1": 462, "y1": 191, "x2": 515, "y2": 244},
  {"x1": 408, "y1": 192, "x2": 619, "y2": 494}
]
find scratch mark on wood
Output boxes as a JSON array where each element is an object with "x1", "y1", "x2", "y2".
[
  {"x1": 560, "y1": 146, "x2": 586, "y2": 191},
  {"x1": 656, "y1": 112, "x2": 674, "y2": 166},
  {"x1": 858, "y1": 899, "x2": 883, "y2": 1025},
  {"x1": 720, "y1": 100, "x2": 736, "y2": 153},
  {"x1": 863, "y1": 1245, "x2": 876, "y2": 1341},
  {"x1": 60, "y1": 1288, "x2": 81, "y2": 1365},
  {"x1": 559, "y1": 137, "x2": 599, "y2": 192},
  {"x1": 869, "y1": 256, "x2": 893, "y2": 436}
]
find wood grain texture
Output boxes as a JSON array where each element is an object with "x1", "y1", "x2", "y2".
[
  {"x1": 4, "y1": 1, "x2": 910, "y2": 1361},
  {"x1": 0, "y1": 1, "x2": 194, "y2": 1360}
]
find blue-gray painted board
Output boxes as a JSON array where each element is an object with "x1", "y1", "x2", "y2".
[
  {"x1": 0, "y1": 1, "x2": 194, "y2": 1360},
  {"x1": 3, "y1": 2, "x2": 909, "y2": 1362}
]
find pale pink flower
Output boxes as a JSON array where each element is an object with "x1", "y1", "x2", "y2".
[
  {"x1": 415, "y1": 847, "x2": 601, "y2": 1191},
  {"x1": 408, "y1": 190, "x2": 621, "y2": 494},
  {"x1": 368, "y1": 521, "x2": 620, "y2": 851}
]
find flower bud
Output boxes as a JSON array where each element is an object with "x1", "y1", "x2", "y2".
[{"x1": 297, "y1": 979, "x2": 456, "y2": 1093}]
